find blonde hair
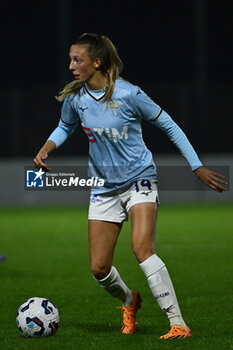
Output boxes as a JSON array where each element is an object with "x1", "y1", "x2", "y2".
[{"x1": 56, "y1": 33, "x2": 123, "y2": 103}]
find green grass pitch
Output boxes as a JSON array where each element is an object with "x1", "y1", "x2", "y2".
[{"x1": 0, "y1": 203, "x2": 232, "y2": 350}]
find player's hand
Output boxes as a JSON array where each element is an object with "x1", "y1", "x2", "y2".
[
  {"x1": 33, "y1": 150, "x2": 51, "y2": 172},
  {"x1": 194, "y1": 166, "x2": 228, "y2": 192}
]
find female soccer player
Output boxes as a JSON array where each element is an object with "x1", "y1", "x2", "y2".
[{"x1": 34, "y1": 33, "x2": 227, "y2": 339}]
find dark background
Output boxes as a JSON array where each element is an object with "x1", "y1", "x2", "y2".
[{"x1": 0, "y1": 0, "x2": 232, "y2": 158}]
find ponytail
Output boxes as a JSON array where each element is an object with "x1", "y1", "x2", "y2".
[{"x1": 100, "y1": 35, "x2": 123, "y2": 102}]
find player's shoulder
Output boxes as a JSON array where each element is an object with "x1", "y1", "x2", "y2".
[
  {"x1": 115, "y1": 78, "x2": 138, "y2": 92},
  {"x1": 114, "y1": 78, "x2": 140, "y2": 98}
]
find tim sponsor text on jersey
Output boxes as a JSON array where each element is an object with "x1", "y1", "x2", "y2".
[{"x1": 83, "y1": 126, "x2": 128, "y2": 143}]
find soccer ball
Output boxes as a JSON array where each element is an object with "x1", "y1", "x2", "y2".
[{"x1": 16, "y1": 297, "x2": 60, "y2": 337}]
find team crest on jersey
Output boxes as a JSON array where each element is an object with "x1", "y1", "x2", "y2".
[{"x1": 109, "y1": 102, "x2": 123, "y2": 116}]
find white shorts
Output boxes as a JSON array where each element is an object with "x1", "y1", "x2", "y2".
[{"x1": 88, "y1": 180, "x2": 159, "y2": 223}]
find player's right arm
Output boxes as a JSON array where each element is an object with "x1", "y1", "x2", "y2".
[
  {"x1": 34, "y1": 97, "x2": 80, "y2": 171},
  {"x1": 33, "y1": 140, "x2": 56, "y2": 171}
]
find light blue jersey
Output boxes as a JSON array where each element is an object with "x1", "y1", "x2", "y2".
[{"x1": 48, "y1": 79, "x2": 202, "y2": 194}]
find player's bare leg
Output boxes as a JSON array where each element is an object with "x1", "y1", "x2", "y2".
[
  {"x1": 130, "y1": 202, "x2": 157, "y2": 263},
  {"x1": 88, "y1": 220, "x2": 134, "y2": 305},
  {"x1": 130, "y1": 202, "x2": 191, "y2": 339},
  {"x1": 88, "y1": 220, "x2": 121, "y2": 279},
  {"x1": 89, "y1": 220, "x2": 142, "y2": 333}
]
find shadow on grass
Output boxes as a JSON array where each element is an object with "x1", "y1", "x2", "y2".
[{"x1": 74, "y1": 321, "x2": 156, "y2": 335}]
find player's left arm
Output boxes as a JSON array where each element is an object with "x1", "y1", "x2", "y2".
[
  {"x1": 151, "y1": 111, "x2": 228, "y2": 192},
  {"x1": 130, "y1": 86, "x2": 228, "y2": 192}
]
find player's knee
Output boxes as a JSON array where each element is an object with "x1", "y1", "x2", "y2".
[
  {"x1": 91, "y1": 263, "x2": 111, "y2": 280},
  {"x1": 131, "y1": 240, "x2": 154, "y2": 263}
]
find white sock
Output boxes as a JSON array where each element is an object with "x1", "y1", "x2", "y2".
[
  {"x1": 140, "y1": 254, "x2": 186, "y2": 327},
  {"x1": 93, "y1": 266, "x2": 133, "y2": 306}
]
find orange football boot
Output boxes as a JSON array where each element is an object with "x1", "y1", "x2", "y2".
[
  {"x1": 160, "y1": 325, "x2": 192, "y2": 339},
  {"x1": 116, "y1": 291, "x2": 143, "y2": 334}
]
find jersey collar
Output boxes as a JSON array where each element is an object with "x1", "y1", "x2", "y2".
[{"x1": 84, "y1": 84, "x2": 106, "y2": 101}]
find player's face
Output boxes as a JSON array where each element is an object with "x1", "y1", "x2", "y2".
[{"x1": 69, "y1": 45, "x2": 97, "y2": 84}]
